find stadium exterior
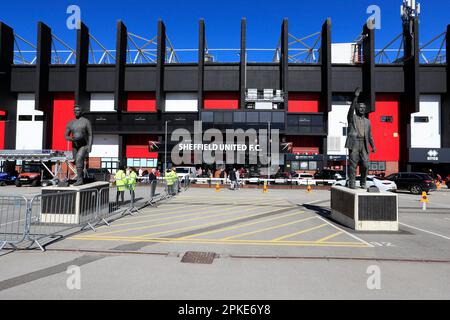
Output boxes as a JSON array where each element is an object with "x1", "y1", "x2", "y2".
[{"x1": 0, "y1": 18, "x2": 449, "y2": 176}]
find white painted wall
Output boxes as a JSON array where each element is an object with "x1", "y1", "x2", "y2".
[
  {"x1": 410, "y1": 95, "x2": 441, "y2": 148},
  {"x1": 332, "y1": 43, "x2": 358, "y2": 64},
  {"x1": 165, "y1": 92, "x2": 198, "y2": 112},
  {"x1": 90, "y1": 134, "x2": 119, "y2": 158},
  {"x1": 16, "y1": 93, "x2": 44, "y2": 150},
  {"x1": 90, "y1": 93, "x2": 115, "y2": 112},
  {"x1": 327, "y1": 104, "x2": 351, "y2": 155}
]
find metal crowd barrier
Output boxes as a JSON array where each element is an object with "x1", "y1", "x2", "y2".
[
  {"x1": 0, "y1": 179, "x2": 181, "y2": 252},
  {"x1": 0, "y1": 196, "x2": 29, "y2": 250}
]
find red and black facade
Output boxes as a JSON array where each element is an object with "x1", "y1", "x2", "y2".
[{"x1": 0, "y1": 18, "x2": 449, "y2": 174}]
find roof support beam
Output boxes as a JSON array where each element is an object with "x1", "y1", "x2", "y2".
[
  {"x1": 114, "y1": 20, "x2": 127, "y2": 112},
  {"x1": 239, "y1": 18, "x2": 246, "y2": 109},
  {"x1": 75, "y1": 22, "x2": 89, "y2": 112},
  {"x1": 362, "y1": 20, "x2": 375, "y2": 113},
  {"x1": 280, "y1": 18, "x2": 289, "y2": 110},
  {"x1": 156, "y1": 20, "x2": 166, "y2": 112},
  {"x1": 0, "y1": 22, "x2": 16, "y2": 149}
]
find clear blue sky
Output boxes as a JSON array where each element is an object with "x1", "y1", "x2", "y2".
[{"x1": 1, "y1": 0, "x2": 449, "y2": 62}]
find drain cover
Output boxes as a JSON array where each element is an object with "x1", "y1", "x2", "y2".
[{"x1": 181, "y1": 251, "x2": 216, "y2": 264}]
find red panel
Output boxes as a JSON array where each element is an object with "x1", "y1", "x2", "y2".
[
  {"x1": 52, "y1": 93, "x2": 75, "y2": 151},
  {"x1": 288, "y1": 93, "x2": 320, "y2": 113},
  {"x1": 126, "y1": 146, "x2": 158, "y2": 158},
  {"x1": 204, "y1": 92, "x2": 239, "y2": 110},
  {"x1": 369, "y1": 95, "x2": 400, "y2": 162},
  {"x1": 126, "y1": 92, "x2": 156, "y2": 112},
  {"x1": 0, "y1": 110, "x2": 5, "y2": 150}
]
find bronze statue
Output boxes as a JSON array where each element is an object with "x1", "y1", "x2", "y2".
[
  {"x1": 345, "y1": 88, "x2": 376, "y2": 189},
  {"x1": 65, "y1": 105, "x2": 93, "y2": 186}
]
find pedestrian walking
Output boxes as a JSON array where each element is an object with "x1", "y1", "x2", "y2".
[
  {"x1": 115, "y1": 165, "x2": 127, "y2": 205},
  {"x1": 229, "y1": 168, "x2": 237, "y2": 190}
]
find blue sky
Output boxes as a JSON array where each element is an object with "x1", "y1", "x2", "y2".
[{"x1": 1, "y1": 0, "x2": 449, "y2": 62}]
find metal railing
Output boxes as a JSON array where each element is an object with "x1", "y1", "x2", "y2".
[{"x1": 0, "y1": 179, "x2": 182, "y2": 252}]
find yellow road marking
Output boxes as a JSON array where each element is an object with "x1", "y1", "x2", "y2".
[
  {"x1": 92, "y1": 205, "x2": 256, "y2": 236},
  {"x1": 178, "y1": 210, "x2": 304, "y2": 240},
  {"x1": 272, "y1": 224, "x2": 328, "y2": 241},
  {"x1": 316, "y1": 231, "x2": 344, "y2": 243},
  {"x1": 133, "y1": 208, "x2": 289, "y2": 239},
  {"x1": 221, "y1": 216, "x2": 317, "y2": 240},
  {"x1": 70, "y1": 236, "x2": 369, "y2": 248}
]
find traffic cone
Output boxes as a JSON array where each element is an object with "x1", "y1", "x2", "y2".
[
  {"x1": 215, "y1": 183, "x2": 220, "y2": 192},
  {"x1": 306, "y1": 185, "x2": 312, "y2": 193}
]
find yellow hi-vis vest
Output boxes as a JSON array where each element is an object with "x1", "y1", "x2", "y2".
[
  {"x1": 127, "y1": 171, "x2": 137, "y2": 191},
  {"x1": 115, "y1": 170, "x2": 126, "y2": 191}
]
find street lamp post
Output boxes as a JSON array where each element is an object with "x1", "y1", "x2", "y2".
[{"x1": 267, "y1": 121, "x2": 271, "y2": 184}]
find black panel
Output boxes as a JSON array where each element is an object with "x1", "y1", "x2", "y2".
[
  {"x1": 124, "y1": 66, "x2": 157, "y2": 91},
  {"x1": 332, "y1": 66, "x2": 363, "y2": 92},
  {"x1": 114, "y1": 21, "x2": 127, "y2": 111},
  {"x1": 75, "y1": 22, "x2": 89, "y2": 112},
  {"x1": 362, "y1": 23, "x2": 375, "y2": 112},
  {"x1": 375, "y1": 66, "x2": 404, "y2": 92},
  {"x1": 240, "y1": 18, "x2": 246, "y2": 109},
  {"x1": 246, "y1": 65, "x2": 280, "y2": 89},
  {"x1": 198, "y1": 20, "x2": 205, "y2": 110},
  {"x1": 86, "y1": 66, "x2": 115, "y2": 92},
  {"x1": 358, "y1": 196, "x2": 397, "y2": 221},
  {"x1": 288, "y1": 66, "x2": 321, "y2": 91},
  {"x1": 10, "y1": 67, "x2": 35, "y2": 92},
  {"x1": 419, "y1": 66, "x2": 446, "y2": 93},
  {"x1": 331, "y1": 188, "x2": 355, "y2": 219},
  {"x1": 164, "y1": 65, "x2": 198, "y2": 91},
  {"x1": 48, "y1": 66, "x2": 76, "y2": 91},
  {"x1": 204, "y1": 65, "x2": 239, "y2": 91}
]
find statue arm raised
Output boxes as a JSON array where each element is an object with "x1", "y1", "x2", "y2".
[{"x1": 348, "y1": 87, "x2": 361, "y2": 123}]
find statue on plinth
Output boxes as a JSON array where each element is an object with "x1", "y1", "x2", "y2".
[
  {"x1": 345, "y1": 88, "x2": 376, "y2": 190},
  {"x1": 64, "y1": 104, "x2": 93, "y2": 186}
]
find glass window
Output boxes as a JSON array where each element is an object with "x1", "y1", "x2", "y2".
[
  {"x1": 140, "y1": 159, "x2": 147, "y2": 167},
  {"x1": 214, "y1": 112, "x2": 224, "y2": 123},
  {"x1": 291, "y1": 161, "x2": 300, "y2": 171},
  {"x1": 308, "y1": 162, "x2": 317, "y2": 170},
  {"x1": 246, "y1": 112, "x2": 258, "y2": 123},
  {"x1": 272, "y1": 112, "x2": 285, "y2": 123},
  {"x1": 127, "y1": 159, "x2": 133, "y2": 166},
  {"x1": 300, "y1": 162, "x2": 308, "y2": 170},
  {"x1": 233, "y1": 112, "x2": 246, "y2": 122},
  {"x1": 381, "y1": 116, "x2": 393, "y2": 123},
  {"x1": 18, "y1": 115, "x2": 32, "y2": 121},
  {"x1": 34, "y1": 115, "x2": 45, "y2": 121},
  {"x1": 201, "y1": 112, "x2": 213, "y2": 122},
  {"x1": 259, "y1": 112, "x2": 271, "y2": 123},
  {"x1": 223, "y1": 112, "x2": 233, "y2": 123},
  {"x1": 287, "y1": 115, "x2": 298, "y2": 127},
  {"x1": 414, "y1": 116, "x2": 429, "y2": 123}
]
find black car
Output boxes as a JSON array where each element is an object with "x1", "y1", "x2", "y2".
[
  {"x1": 314, "y1": 169, "x2": 344, "y2": 185},
  {"x1": 385, "y1": 172, "x2": 437, "y2": 195}
]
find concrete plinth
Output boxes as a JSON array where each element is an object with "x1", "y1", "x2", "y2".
[
  {"x1": 331, "y1": 186, "x2": 398, "y2": 231},
  {"x1": 40, "y1": 181, "x2": 110, "y2": 224}
]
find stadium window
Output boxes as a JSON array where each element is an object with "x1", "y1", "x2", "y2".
[
  {"x1": 381, "y1": 116, "x2": 393, "y2": 123},
  {"x1": 414, "y1": 116, "x2": 429, "y2": 123},
  {"x1": 18, "y1": 115, "x2": 32, "y2": 121}
]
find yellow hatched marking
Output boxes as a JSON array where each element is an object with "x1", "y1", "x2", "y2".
[
  {"x1": 133, "y1": 208, "x2": 287, "y2": 239},
  {"x1": 71, "y1": 236, "x2": 369, "y2": 248},
  {"x1": 272, "y1": 224, "x2": 328, "y2": 241},
  {"x1": 221, "y1": 216, "x2": 317, "y2": 240},
  {"x1": 178, "y1": 210, "x2": 304, "y2": 240},
  {"x1": 316, "y1": 231, "x2": 344, "y2": 243}
]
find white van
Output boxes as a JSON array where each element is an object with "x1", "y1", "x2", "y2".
[{"x1": 174, "y1": 167, "x2": 197, "y2": 181}]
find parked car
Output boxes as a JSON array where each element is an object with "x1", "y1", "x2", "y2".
[
  {"x1": 291, "y1": 173, "x2": 316, "y2": 186},
  {"x1": 174, "y1": 167, "x2": 197, "y2": 181},
  {"x1": 314, "y1": 169, "x2": 344, "y2": 185},
  {"x1": 333, "y1": 175, "x2": 397, "y2": 192},
  {"x1": 0, "y1": 172, "x2": 17, "y2": 186},
  {"x1": 15, "y1": 163, "x2": 44, "y2": 187},
  {"x1": 385, "y1": 172, "x2": 437, "y2": 194}
]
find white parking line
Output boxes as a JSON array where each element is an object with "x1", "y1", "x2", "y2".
[
  {"x1": 315, "y1": 215, "x2": 374, "y2": 248},
  {"x1": 400, "y1": 222, "x2": 450, "y2": 240}
]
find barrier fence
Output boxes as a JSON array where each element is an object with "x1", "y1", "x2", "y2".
[{"x1": 0, "y1": 178, "x2": 180, "y2": 252}]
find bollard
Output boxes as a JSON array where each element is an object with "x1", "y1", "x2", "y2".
[
  {"x1": 306, "y1": 185, "x2": 312, "y2": 193},
  {"x1": 215, "y1": 183, "x2": 220, "y2": 192},
  {"x1": 420, "y1": 191, "x2": 429, "y2": 211},
  {"x1": 263, "y1": 181, "x2": 268, "y2": 193}
]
